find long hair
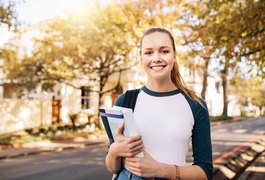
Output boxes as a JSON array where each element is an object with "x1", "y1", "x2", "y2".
[{"x1": 140, "y1": 27, "x2": 204, "y2": 106}]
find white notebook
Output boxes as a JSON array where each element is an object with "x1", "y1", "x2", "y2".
[{"x1": 99, "y1": 106, "x2": 143, "y2": 157}]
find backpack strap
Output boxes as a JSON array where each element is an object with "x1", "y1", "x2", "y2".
[
  {"x1": 109, "y1": 89, "x2": 140, "y2": 179},
  {"x1": 123, "y1": 89, "x2": 140, "y2": 111}
]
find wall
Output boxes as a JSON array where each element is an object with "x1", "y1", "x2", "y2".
[{"x1": 0, "y1": 99, "x2": 52, "y2": 134}]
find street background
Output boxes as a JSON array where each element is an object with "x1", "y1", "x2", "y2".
[{"x1": 0, "y1": 0, "x2": 265, "y2": 179}]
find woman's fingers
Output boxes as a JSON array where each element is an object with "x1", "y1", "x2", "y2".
[
  {"x1": 125, "y1": 157, "x2": 139, "y2": 163},
  {"x1": 131, "y1": 144, "x2": 144, "y2": 154},
  {"x1": 129, "y1": 137, "x2": 143, "y2": 147},
  {"x1": 128, "y1": 134, "x2": 142, "y2": 143},
  {"x1": 125, "y1": 159, "x2": 142, "y2": 175}
]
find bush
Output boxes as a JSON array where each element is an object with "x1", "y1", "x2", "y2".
[
  {"x1": 210, "y1": 115, "x2": 232, "y2": 122},
  {"x1": 0, "y1": 134, "x2": 12, "y2": 145},
  {"x1": 25, "y1": 128, "x2": 33, "y2": 135},
  {"x1": 0, "y1": 133, "x2": 40, "y2": 145}
]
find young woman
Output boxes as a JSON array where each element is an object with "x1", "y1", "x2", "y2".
[{"x1": 105, "y1": 28, "x2": 213, "y2": 180}]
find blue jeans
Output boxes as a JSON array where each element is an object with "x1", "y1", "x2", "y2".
[{"x1": 117, "y1": 167, "x2": 167, "y2": 180}]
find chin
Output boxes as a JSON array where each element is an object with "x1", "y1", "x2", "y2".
[{"x1": 149, "y1": 74, "x2": 170, "y2": 81}]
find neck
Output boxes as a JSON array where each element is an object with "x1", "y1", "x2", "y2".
[{"x1": 145, "y1": 78, "x2": 177, "y2": 92}]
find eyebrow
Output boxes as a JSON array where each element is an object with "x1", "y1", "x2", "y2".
[{"x1": 143, "y1": 46, "x2": 171, "y2": 51}]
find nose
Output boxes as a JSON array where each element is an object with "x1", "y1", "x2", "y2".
[{"x1": 152, "y1": 52, "x2": 162, "y2": 63}]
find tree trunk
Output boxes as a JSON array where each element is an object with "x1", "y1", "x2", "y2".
[
  {"x1": 221, "y1": 60, "x2": 229, "y2": 118},
  {"x1": 97, "y1": 89, "x2": 105, "y2": 130},
  {"x1": 201, "y1": 58, "x2": 210, "y2": 100}
]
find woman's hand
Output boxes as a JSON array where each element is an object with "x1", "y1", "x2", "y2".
[
  {"x1": 108, "y1": 123, "x2": 144, "y2": 158},
  {"x1": 124, "y1": 150, "x2": 161, "y2": 178}
]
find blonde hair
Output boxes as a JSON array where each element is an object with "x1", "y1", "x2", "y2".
[
  {"x1": 171, "y1": 60, "x2": 203, "y2": 106},
  {"x1": 141, "y1": 27, "x2": 204, "y2": 106}
]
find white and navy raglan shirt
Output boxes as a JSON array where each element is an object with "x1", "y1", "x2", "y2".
[{"x1": 115, "y1": 86, "x2": 213, "y2": 180}]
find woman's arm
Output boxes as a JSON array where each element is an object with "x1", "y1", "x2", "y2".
[
  {"x1": 160, "y1": 163, "x2": 207, "y2": 180},
  {"x1": 105, "y1": 123, "x2": 144, "y2": 173},
  {"x1": 105, "y1": 147, "x2": 122, "y2": 173},
  {"x1": 125, "y1": 151, "x2": 207, "y2": 179}
]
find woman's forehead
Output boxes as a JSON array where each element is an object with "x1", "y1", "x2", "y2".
[{"x1": 141, "y1": 32, "x2": 173, "y2": 49}]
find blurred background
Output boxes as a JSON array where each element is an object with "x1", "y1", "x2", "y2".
[{"x1": 0, "y1": 0, "x2": 264, "y2": 179}]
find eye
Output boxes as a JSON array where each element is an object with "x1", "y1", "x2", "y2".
[
  {"x1": 161, "y1": 50, "x2": 170, "y2": 54},
  {"x1": 144, "y1": 51, "x2": 153, "y2": 55}
]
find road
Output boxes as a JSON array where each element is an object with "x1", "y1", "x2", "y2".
[
  {"x1": 0, "y1": 144, "x2": 112, "y2": 180},
  {"x1": 0, "y1": 118, "x2": 264, "y2": 180},
  {"x1": 211, "y1": 117, "x2": 265, "y2": 161},
  {"x1": 187, "y1": 117, "x2": 265, "y2": 163}
]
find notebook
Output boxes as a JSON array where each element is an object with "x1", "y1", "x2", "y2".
[{"x1": 99, "y1": 106, "x2": 143, "y2": 157}]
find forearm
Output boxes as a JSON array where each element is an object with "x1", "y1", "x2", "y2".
[
  {"x1": 105, "y1": 151, "x2": 122, "y2": 174},
  {"x1": 159, "y1": 163, "x2": 207, "y2": 180}
]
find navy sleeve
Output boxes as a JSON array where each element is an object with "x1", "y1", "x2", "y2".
[
  {"x1": 191, "y1": 100, "x2": 213, "y2": 180},
  {"x1": 114, "y1": 93, "x2": 125, "y2": 107}
]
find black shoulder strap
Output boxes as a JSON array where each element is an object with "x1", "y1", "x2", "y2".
[{"x1": 123, "y1": 89, "x2": 140, "y2": 111}]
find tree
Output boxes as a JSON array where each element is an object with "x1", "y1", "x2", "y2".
[
  {"x1": 0, "y1": 0, "x2": 17, "y2": 28},
  {"x1": 231, "y1": 75, "x2": 265, "y2": 116},
  {"x1": 178, "y1": 0, "x2": 264, "y2": 117},
  {"x1": 3, "y1": 1, "x2": 148, "y2": 127},
  {"x1": 0, "y1": 0, "x2": 18, "y2": 63}
]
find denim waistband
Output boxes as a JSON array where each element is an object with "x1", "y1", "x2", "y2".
[{"x1": 120, "y1": 167, "x2": 166, "y2": 180}]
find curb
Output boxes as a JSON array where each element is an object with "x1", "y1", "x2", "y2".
[
  {"x1": 0, "y1": 141, "x2": 107, "y2": 160},
  {"x1": 237, "y1": 151, "x2": 265, "y2": 180},
  {"x1": 210, "y1": 117, "x2": 256, "y2": 127},
  {"x1": 213, "y1": 136, "x2": 265, "y2": 180}
]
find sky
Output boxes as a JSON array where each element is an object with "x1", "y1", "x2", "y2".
[
  {"x1": 0, "y1": 0, "x2": 107, "y2": 46},
  {"x1": 15, "y1": 0, "x2": 86, "y2": 25}
]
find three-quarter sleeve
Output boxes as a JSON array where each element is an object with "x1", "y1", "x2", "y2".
[{"x1": 192, "y1": 101, "x2": 213, "y2": 180}]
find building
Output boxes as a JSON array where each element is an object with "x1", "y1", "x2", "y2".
[{"x1": 0, "y1": 21, "x2": 243, "y2": 133}]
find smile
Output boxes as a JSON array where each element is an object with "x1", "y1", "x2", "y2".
[{"x1": 150, "y1": 65, "x2": 167, "y2": 71}]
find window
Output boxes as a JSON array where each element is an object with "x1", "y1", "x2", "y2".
[{"x1": 81, "y1": 86, "x2": 90, "y2": 109}]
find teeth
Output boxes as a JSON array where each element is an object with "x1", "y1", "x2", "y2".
[{"x1": 151, "y1": 66, "x2": 164, "y2": 71}]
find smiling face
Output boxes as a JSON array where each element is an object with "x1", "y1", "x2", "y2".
[{"x1": 140, "y1": 32, "x2": 176, "y2": 83}]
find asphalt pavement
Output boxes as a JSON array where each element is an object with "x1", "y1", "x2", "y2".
[{"x1": 1, "y1": 118, "x2": 265, "y2": 180}]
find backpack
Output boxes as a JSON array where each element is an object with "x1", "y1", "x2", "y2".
[
  {"x1": 122, "y1": 89, "x2": 140, "y2": 111},
  {"x1": 111, "y1": 88, "x2": 140, "y2": 180}
]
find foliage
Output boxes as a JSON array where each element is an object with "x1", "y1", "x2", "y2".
[
  {"x1": 210, "y1": 115, "x2": 232, "y2": 122},
  {"x1": 3, "y1": 1, "x2": 146, "y2": 97},
  {"x1": 0, "y1": 0, "x2": 19, "y2": 60},
  {"x1": 0, "y1": 132, "x2": 40, "y2": 145},
  {"x1": 177, "y1": 0, "x2": 265, "y2": 116},
  {"x1": 1, "y1": 0, "x2": 264, "y2": 119},
  {"x1": 0, "y1": 0, "x2": 18, "y2": 28},
  {"x1": 0, "y1": 123, "x2": 102, "y2": 145},
  {"x1": 231, "y1": 75, "x2": 265, "y2": 115}
]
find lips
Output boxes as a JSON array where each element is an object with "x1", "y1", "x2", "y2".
[{"x1": 150, "y1": 65, "x2": 166, "y2": 71}]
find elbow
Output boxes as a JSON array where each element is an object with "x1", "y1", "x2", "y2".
[{"x1": 194, "y1": 163, "x2": 213, "y2": 180}]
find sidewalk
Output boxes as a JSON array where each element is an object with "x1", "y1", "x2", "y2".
[
  {"x1": 213, "y1": 135, "x2": 265, "y2": 180},
  {"x1": 238, "y1": 151, "x2": 265, "y2": 180},
  {"x1": 0, "y1": 118, "x2": 259, "y2": 161},
  {"x1": 0, "y1": 134, "x2": 108, "y2": 160}
]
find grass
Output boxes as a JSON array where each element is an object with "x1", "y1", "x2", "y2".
[
  {"x1": 210, "y1": 115, "x2": 233, "y2": 122},
  {"x1": 0, "y1": 133, "x2": 40, "y2": 145},
  {"x1": 0, "y1": 125, "x2": 102, "y2": 146}
]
